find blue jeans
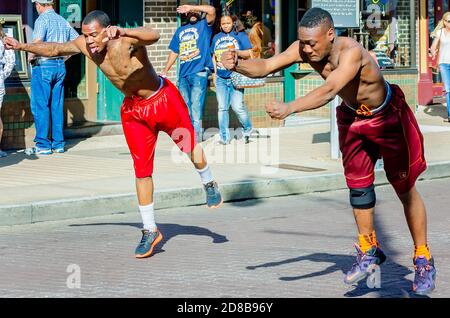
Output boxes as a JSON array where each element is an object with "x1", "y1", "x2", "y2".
[
  {"x1": 440, "y1": 63, "x2": 450, "y2": 118},
  {"x1": 178, "y1": 69, "x2": 209, "y2": 138},
  {"x1": 215, "y1": 76, "x2": 253, "y2": 142},
  {"x1": 31, "y1": 59, "x2": 66, "y2": 150}
]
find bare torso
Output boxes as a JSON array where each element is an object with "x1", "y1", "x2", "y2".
[
  {"x1": 302, "y1": 37, "x2": 387, "y2": 109},
  {"x1": 83, "y1": 38, "x2": 160, "y2": 98}
]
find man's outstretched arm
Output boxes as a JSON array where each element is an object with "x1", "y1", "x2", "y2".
[
  {"x1": 177, "y1": 4, "x2": 216, "y2": 25},
  {"x1": 102, "y1": 26, "x2": 160, "y2": 47},
  {"x1": 265, "y1": 46, "x2": 362, "y2": 120},
  {"x1": 3, "y1": 36, "x2": 82, "y2": 57},
  {"x1": 222, "y1": 41, "x2": 302, "y2": 78}
]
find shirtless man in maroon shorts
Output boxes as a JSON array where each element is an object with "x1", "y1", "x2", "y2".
[
  {"x1": 4, "y1": 10, "x2": 223, "y2": 259},
  {"x1": 222, "y1": 7, "x2": 436, "y2": 295}
]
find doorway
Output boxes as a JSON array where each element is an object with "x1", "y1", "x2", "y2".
[{"x1": 95, "y1": 0, "x2": 143, "y2": 121}]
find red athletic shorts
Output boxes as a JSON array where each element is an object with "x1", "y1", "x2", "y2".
[
  {"x1": 121, "y1": 77, "x2": 196, "y2": 178},
  {"x1": 337, "y1": 83, "x2": 426, "y2": 195}
]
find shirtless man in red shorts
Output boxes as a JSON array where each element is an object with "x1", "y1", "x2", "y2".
[
  {"x1": 4, "y1": 10, "x2": 223, "y2": 259},
  {"x1": 222, "y1": 7, "x2": 436, "y2": 295}
]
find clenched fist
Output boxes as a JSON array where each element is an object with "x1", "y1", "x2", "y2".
[
  {"x1": 221, "y1": 50, "x2": 238, "y2": 71},
  {"x1": 2, "y1": 37, "x2": 22, "y2": 50},
  {"x1": 265, "y1": 100, "x2": 292, "y2": 120},
  {"x1": 101, "y1": 26, "x2": 126, "y2": 43}
]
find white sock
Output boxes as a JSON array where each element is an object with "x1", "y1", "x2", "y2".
[
  {"x1": 139, "y1": 203, "x2": 157, "y2": 232},
  {"x1": 197, "y1": 165, "x2": 214, "y2": 185}
]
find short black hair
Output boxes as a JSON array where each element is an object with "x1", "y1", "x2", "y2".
[
  {"x1": 299, "y1": 8, "x2": 334, "y2": 29},
  {"x1": 82, "y1": 10, "x2": 111, "y2": 28}
]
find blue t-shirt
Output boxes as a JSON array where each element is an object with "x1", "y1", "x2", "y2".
[
  {"x1": 169, "y1": 19, "x2": 214, "y2": 78},
  {"x1": 211, "y1": 31, "x2": 252, "y2": 79}
]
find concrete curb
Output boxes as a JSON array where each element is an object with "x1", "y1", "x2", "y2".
[{"x1": 1, "y1": 161, "x2": 450, "y2": 226}]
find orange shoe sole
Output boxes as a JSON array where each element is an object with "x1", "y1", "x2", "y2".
[
  {"x1": 208, "y1": 197, "x2": 224, "y2": 209},
  {"x1": 135, "y1": 231, "x2": 163, "y2": 259}
]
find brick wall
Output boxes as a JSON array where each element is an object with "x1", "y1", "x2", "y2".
[
  {"x1": 1, "y1": 86, "x2": 35, "y2": 149},
  {"x1": 144, "y1": 0, "x2": 178, "y2": 82},
  {"x1": 396, "y1": 0, "x2": 413, "y2": 67}
]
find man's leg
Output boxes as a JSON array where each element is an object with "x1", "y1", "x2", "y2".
[
  {"x1": 398, "y1": 186, "x2": 435, "y2": 294},
  {"x1": 380, "y1": 87, "x2": 435, "y2": 294},
  {"x1": 190, "y1": 70, "x2": 209, "y2": 141},
  {"x1": 397, "y1": 186, "x2": 427, "y2": 248},
  {"x1": 29, "y1": 65, "x2": 52, "y2": 152},
  {"x1": 344, "y1": 186, "x2": 386, "y2": 285},
  {"x1": 353, "y1": 207, "x2": 375, "y2": 237},
  {"x1": 163, "y1": 79, "x2": 223, "y2": 209},
  {"x1": 121, "y1": 106, "x2": 162, "y2": 258},
  {"x1": 50, "y1": 62, "x2": 66, "y2": 152},
  {"x1": 230, "y1": 85, "x2": 253, "y2": 142},
  {"x1": 216, "y1": 76, "x2": 232, "y2": 144},
  {"x1": 337, "y1": 106, "x2": 386, "y2": 285},
  {"x1": 189, "y1": 143, "x2": 223, "y2": 208},
  {"x1": 135, "y1": 176, "x2": 157, "y2": 233}
]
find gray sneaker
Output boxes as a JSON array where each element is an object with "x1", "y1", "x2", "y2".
[
  {"x1": 24, "y1": 147, "x2": 52, "y2": 156},
  {"x1": 135, "y1": 229, "x2": 163, "y2": 259},
  {"x1": 204, "y1": 181, "x2": 223, "y2": 208}
]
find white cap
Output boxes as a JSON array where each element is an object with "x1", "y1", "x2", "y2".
[{"x1": 31, "y1": 0, "x2": 54, "y2": 4}]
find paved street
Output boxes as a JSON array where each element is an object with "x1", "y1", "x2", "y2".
[{"x1": 0, "y1": 178, "x2": 448, "y2": 298}]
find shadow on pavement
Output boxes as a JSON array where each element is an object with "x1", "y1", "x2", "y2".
[
  {"x1": 246, "y1": 251, "x2": 427, "y2": 298},
  {"x1": 423, "y1": 104, "x2": 447, "y2": 120},
  {"x1": 69, "y1": 222, "x2": 228, "y2": 254}
]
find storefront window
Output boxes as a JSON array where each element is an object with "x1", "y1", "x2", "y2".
[
  {"x1": 208, "y1": 0, "x2": 279, "y2": 59},
  {"x1": 296, "y1": 0, "x2": 415, "y2": 70},
  {"x1": 0, "y1": 0, "x2": 87, "y2": 97},
  {"x1": 361, "y1": 0, "x2": 414, "y2": 69}
]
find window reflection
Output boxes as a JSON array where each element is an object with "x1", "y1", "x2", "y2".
[{"x1": 213, "y1": 0, "x2": 278, "y2": 59}]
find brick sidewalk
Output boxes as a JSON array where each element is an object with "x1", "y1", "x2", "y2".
[{"x1": 0, "y1": 178, "x2": 448, "y2": 298}]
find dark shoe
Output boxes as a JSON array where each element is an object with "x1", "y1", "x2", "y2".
[
  {"x1": 413, "y1": 256, "x2": 436, "y2": 295},
  {"x1": 135, "y1": 229, "x2": 163, "y2": 259},
  {"x1": 444, "y1": 117, "x2": 450, "y2": 123},
  {"x1": 344, "y1": 244, "x2": 386, "y2": 285},
  {"x1": 204, "y1": 181, "x2": 223, "y2": 208},
  {"x1": 244, "y1": 136, "x2": 250, "y2": 144}
]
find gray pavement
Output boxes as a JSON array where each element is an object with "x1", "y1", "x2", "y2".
[
  {"x1": 1, "y1": 105, "x2": 450, "y2": 226},
  {"x1": 0, "y1": 177, "x2": 448, "y2": 298}
]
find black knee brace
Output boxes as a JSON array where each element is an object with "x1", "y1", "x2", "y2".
[{"x1": 349, "y1": 184, "x2": 376, "y2": 209}]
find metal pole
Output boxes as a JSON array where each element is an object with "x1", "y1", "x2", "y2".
[{"x1": 330, "y1": 96, "x2": 341, "y2": 160}]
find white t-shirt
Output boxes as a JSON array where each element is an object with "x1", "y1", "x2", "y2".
[{"x1": 439, "y1": 29, "x2": 450, "y2": 65}]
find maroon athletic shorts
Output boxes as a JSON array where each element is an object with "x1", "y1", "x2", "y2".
[{"x1": 337, "y1": 83, "x2": 426, "y2": 195}]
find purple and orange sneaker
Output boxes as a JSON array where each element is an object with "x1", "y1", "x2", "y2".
[
  {"x1": 344, "y1": 244, "x2": 386, "y2": 285},
  {"x1": 413, "y1": 256, "x2": 436, "y2": 295}
]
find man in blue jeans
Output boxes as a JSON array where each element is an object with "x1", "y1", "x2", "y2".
[
  {"x1": 26, "y1": 0, "x2": 78, "y2": 156},
  {"x1": 162, "y1": 4, "x2": 215, "y2": 142}
]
